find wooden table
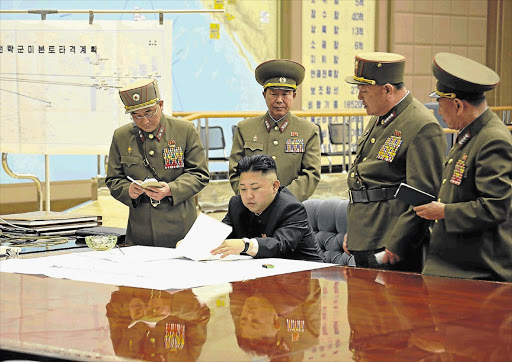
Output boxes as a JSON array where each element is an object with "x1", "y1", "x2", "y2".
[{"x1": 1, "y1": 266, "x2": 511, "y2": 361}]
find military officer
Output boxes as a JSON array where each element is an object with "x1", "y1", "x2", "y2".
[
  {"x1": 106, "y1": 79, "x2": 209, "y2": 248},
  {"x1": 342, "y1": 52, "x2": 447, "y2": 272},
  {"x1": 229, "y1": 59, "x2": 321, "y2": 202},
  {"x1": 416, "y1": 53, "x2": 512, "y2": 281}
]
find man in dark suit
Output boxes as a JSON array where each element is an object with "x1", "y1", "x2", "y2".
[{"x1": 210, "y1": 154, "x2": 321, "y2": 261}]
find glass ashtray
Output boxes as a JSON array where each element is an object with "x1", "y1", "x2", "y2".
[{"x1": 85, "y1": 235, "x2": 118, "y2": 251}]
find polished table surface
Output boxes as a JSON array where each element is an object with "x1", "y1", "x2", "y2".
[{"x1": 1, "y1": 266, "x2": 511, "y2": 361}]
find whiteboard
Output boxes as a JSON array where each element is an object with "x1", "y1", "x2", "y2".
[{"x1": 0, "y1": 20, "x2": 172, "y2": 155}]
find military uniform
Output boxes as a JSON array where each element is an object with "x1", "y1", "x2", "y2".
[
  {"x1": 422, "y1": 53, "x2": 512, "y2": 281},
  {"x1": 106, "y1": 79, "x2": 209, "y2": 247},
  {"x1": 229, "y1": 59, "x2": 321, "y2": 202},
  {"x1": 344, "y1": 53, "x2": 447, "y2": 271}
]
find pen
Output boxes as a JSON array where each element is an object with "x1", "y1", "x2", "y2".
[
  {"x1": 127, "y1": 176, "x2": 142, "y2": 186},
  {"x1": 116, "y1": 245, "x2": 125, "y2": 254}
]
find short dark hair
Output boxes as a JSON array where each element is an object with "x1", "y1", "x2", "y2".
[
  {"x1": 391, "y1": 82, "x2": 405, "y2": 90},
  {"x1": 235, "y1": 154, "x2": 277, "y2": 177}
]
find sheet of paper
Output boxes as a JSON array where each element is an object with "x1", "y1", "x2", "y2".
[
  {"x1": 175, "y1": 213, "x2": 233, "y2": 261},
  {"x1": 75, "y1": 245, "x2": 182, "y2": 263},
  {"x1": 0, "y1": 249, "x2": 334, "y2": 290}
]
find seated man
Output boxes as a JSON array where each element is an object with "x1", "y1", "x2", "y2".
[{"x1": 211, "y1": 154, "x2": 322, "y2": 261}]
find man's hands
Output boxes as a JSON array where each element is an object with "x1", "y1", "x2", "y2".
[
  {"x1": 343, "y1": 233, "x2": 401, "y2": 265},
  {"x1": 382, "y1": 249, "x2": 401, "y2": 264},
  {"x1": 414, "y1": 201, "x2": 445, "y2": 220},
  {"x1": 129, "y1": 180, "x2": 172, "y2": 200},
  {"x1": 210, "y1": 239, "x2": 245, "y2": 258}
]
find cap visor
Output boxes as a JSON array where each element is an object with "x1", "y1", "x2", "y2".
[
  {"x1": 124, "y1": 100, "x2": 159, "y2": 114},
  {"x1": 266, "y1": 86, "x2": 296, "y2": 91},
  {"x1": 428, "y1": 91, "x2": 441, "y2": 99},
  {"x1": 344, "y1": 75, "x2": 365, "y2": 85}
]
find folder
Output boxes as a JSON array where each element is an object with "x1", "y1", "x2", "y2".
[{"x1": 394, "y1": 183, "x2": 435, "y2": 206}]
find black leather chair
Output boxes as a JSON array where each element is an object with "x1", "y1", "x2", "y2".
[{"x1": 303, "y1": 199, "x2": 355, "y2": 266}]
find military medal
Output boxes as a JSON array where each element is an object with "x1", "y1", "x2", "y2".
[
  {"x1": 163, "y1": 140, "x2": 184, "y2": 169},
  {"x1": 285, "y1": 139, "x2": 304, "y2": 153},
  {"x1": 287, "y1": 318, "x2": 304, "y2": 342},
  {"x1": 128, "y1": 146, "x2": 132, "y2": 154},
  {"x1": 377, "y1": 130, "x2": 402, "y2": 162},
  {"x1": 291, "y1": 131, "x2": 298, "y2": 137},
  {"x1": 450, "y1": 153, "x2": 467, "y2": 185},
  {"x1": 165, "y1": 323, "x2": 185, "y2": 351}
]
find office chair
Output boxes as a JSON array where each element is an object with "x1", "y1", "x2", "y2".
[
  {"x1": 303, "y1": 198, "x2": 355, "y2": 266},
  {"x1": 316, "y1": 124, "x2": 333, "y2": 173},
  {"x1": 326, "y1": 122, "x2": 352, "y2": 172},
  {"x1": 199, "y1": 126, "x2": 229, "y2": 165}
]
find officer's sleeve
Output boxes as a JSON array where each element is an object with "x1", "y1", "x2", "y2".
[
  {"x1": 167, "y1": 122, "x2": 210, "y2": 205},
  {"x1": 444, "y1": 137, "x2": 512, "y2": 232},
  {"x1": 386, "y1": 122, "x2": 447, "y2": 256},
  {"x1": 228, "y1": 125, "x2": 245, "y2": 195},
  {"x1": 105, "y1": 131, "x2": 134, "y2": 207},
  {"x1": 286, "y1": 126, "x2": 322, "y2": 201}
]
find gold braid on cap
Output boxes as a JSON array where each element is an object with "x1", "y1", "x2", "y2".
[
  {"x1": 434, "y1": 88, "x2": 456, "y2": 99},
  {"x1": 264, "y1": 83, "x2": 297, "y2": 90},
  {"x1": 124, "y1": 98, "x2": 160, "y2": 111},
  {"x1": 352, "y1": 76, "x2": 376, "y2": 85}
]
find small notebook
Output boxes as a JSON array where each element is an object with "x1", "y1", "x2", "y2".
[{"x1": 394, "y1": 183, "x2": 435, "y2": 207}]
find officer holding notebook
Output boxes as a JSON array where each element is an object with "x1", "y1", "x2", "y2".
[
  {"x1": 342, "y1": 52, "x2": 446, "y2": 272},
  {"x1": 106, "y1": 79, "x2": 209, "y2": 248},
  {"x1": 416, "y1": 53, "x2": 512, "y2": 281}
]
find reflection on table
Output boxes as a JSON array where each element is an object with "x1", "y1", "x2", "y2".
[
  {"x1": 106, "y1": 287, "x2": 210, "y2": 361},
  {"x1": 1, "y1": 266, "x2": 511, "y2": 361}
]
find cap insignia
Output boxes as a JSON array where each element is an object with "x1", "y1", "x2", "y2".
[
  {"x1": 133, "y1": 93, "x2": 140, "y2": 102},
  {"x1": 377, "y1": 63, "x2": 382, "y2": 67},
  {"x1": 279, "y1": 77, "x2": 286, "y2": 83}
]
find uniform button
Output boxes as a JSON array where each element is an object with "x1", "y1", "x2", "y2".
[
  {"x1": 274, "y1": 126, "x2": 279, "y2": 131},
  {"x1": 442, "y1": 179, "x2": 446, "y2": 184},
  {"x1": 363, "y1": 157, "x2": 367, "y2": 162},
  {"x1": 149, "y1": 150, "x2": 155, "y2": 156},
  {"x1": 438, "y1": 198, "x2": 441, "y2": 202},
  {"x1": 370, "y1": 138, "x2": 376, "y2": 143},
  {"x1": 273, "y1": 140, "x2": 278, "y2": 145},
  {"x1": 150, "y1": 338, "x2": 155, "y2": 344},
  {"x1": 350, "y1": 172, "x2": 355, "y2": 177},
  {"x1": 435, "y1": 220, "x2": 438, "y2": 223},
  {"x1": 272, "y1": 155, "x2": 276, "y2": 160},
  {"x1": 148, "y1": 134, "x2": 154, "y2": 139},
  {"x1": 448, "y1": 159, "x2": 453, "y2": 164}
]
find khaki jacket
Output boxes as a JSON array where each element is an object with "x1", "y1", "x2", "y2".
[
  {"x1": 106, "y1": 114, "x2": 209, "y2": 247},
  {"x1": 229, "y1": 112, "x2": 321, "y2": 201},
  {"x1": 423, "y1": 108, "x2": 512, "y2": 281},
  {"x1": 346, "y1": 93, "x2": 447, "y2": 269}
]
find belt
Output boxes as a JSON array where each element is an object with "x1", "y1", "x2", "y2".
[
  {"x1": 349, "y1": 187, "x2": 399, "y2": 203},
  {"x1": 139, "y1": 195, "x2": 161, "y2": 207}
]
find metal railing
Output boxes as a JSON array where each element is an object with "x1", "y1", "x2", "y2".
[
  {"x1": 175, "y1": 106, "x2": 512, "y2": 172},
  {"x1": 2, "y1": 107, "x2": 510, "y2": 211}
]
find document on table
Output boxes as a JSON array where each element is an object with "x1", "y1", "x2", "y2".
[
  {"x1": 0, "y1": 251, "x2": 335, "y2": 290},
  {"x1": 175, "y1": 212, "x2": 233, "y2": 261}
]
